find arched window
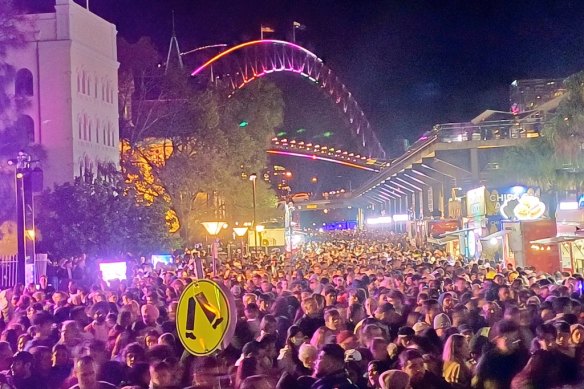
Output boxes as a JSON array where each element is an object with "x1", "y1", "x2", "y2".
[
  {"x1": 103, "y1": 127, "x2": 106, "y2": 144},
  {"x1": 95, "y1": 119, "x2": 100, "y2": 143},
  {"x1": 102, "y1": 82, "x2": 105, "y2": 100},
  {"x1": 16, "y1": 115, "x2": 34, "y2": 143},
  {"x1": 94, "y1": 76, "x2": 98, "y2": 98},
  {"x1": 83, "y1": 115, "x2": 88, "y2": 140},
  {"x1": 78, "y1": 116, "x2": 82, "y2": 139},
  {"x1": 82, "y1": 71, "x2": 86, "y2": 94},
  {"x1": 88, "y1": 120, "x2": 92, "y2": 142},
  {"x1": 77, "y1": 72, "x2": 81, "y2": 92},
  {"x1": 15, "y1": 69, "x2": 33, "y2": 97}
]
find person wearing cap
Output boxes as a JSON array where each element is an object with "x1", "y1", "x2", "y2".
[
  {"x1": 337, "y1": 331, "x2": 358, "y2": 351},
  {"x1": 395, "y1": 327, "x2": 416, "y2": 353},
  {"x1": 1, "y1": 351, "x2": 44, "y2": 389},
  {"x1": 379, "y1": 369, "x2": 410, "y2": 389},
  {"x1": 433, "y1": 313, "x2": 453, "y2": 342}
]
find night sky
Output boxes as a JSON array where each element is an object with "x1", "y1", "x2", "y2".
[{"x1": 21, "y1": 0, "x2": 584, "y2": 191}]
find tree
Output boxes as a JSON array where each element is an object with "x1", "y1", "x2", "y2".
[
  {"x1": 119, "y1": 38, "x2": 284, "y2": 245},
  {"x1": 0, "y1": 1, "x2": 42, "y2": 233},
  {"x1": 497, "y1": 72, "x2": 584, "y2": 211},
  {"x1": 35, "y1": 176, "x2": 177, "y2": 259},
  {"x1": 547, "y1": 71, "x2": 584, "y2": 165}
]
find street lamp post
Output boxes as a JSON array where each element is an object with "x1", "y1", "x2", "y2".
[
  {"x1": 255, "y1": 224, "x2": 265, "y2": 255},
  {"x1": 9, "y1": 151, "x2": 42, "y2": 285},
  {"x1": 249, "y1": 173, "x2": 258, "y2": 253},
  {"x1": 201, "y1": 221, "x2": 225, "y2": 277},
  {"x1": 233, "y1": 227, "x2": 248, "y2": 258}
]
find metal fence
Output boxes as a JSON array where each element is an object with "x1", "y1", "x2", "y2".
[
  {"x1": 0, "y1": 255, "x2": 49, "y2": 289},
  {"x1": 0, "y1": 256, "x2": 17, "y2": 289}
]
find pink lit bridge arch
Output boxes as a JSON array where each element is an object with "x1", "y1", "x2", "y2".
[{"x1": 191, "y1": 39, "x2": 387, "y2": 159}]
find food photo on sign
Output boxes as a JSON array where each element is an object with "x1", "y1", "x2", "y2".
[{"x1": 497, "y1": 187, "x2": 547, "y2": 221}]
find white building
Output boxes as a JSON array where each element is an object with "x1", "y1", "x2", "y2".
[{"x1": 6, "y1": 0, "x2": 119, "y2": 187}]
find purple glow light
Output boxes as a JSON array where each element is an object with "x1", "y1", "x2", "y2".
[{"x1": 191, "y1": 40, "x2": 322, "y2": 76}]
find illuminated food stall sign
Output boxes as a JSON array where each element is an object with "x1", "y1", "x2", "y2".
[{"x1": 466, "y1": 187, "x2": 487, "y2": 218}]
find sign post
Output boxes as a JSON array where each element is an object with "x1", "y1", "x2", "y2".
[{"x1": 176, "y1": 279, "x2": 236, "y2": 356}]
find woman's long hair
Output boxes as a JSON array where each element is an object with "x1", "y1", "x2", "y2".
[{"x1": 442, "y1": 334, "x2": 466, "y2": 362}]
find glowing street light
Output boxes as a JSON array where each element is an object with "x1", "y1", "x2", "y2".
[
  {"x1": 233, "y1": 226, "x2": 248, "y2": 257},
  {"x1": 201, "y1": 221, "x2": 225, "y2": 276},
  {"x1": 233, "y1": 227, "x2": 248, "y2": 237},
  {"x1": 255, "y1": 225, "x2": 266, "y2": 254}
]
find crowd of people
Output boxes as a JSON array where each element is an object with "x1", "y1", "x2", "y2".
[{"x1": 0, "y1": 231, "x2": 583, "y2": 389}]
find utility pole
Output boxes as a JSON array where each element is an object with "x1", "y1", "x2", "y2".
[{"x1": 249, "y1": 173, "x2": 258, "y2": 253}]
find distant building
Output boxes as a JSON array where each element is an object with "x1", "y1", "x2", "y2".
[
  {"x1": 6, "y1": 0, "x2": 119, "y2": 187},
  {"x1": 509, "y1": 78, "x2": 566, "y2": 113}
]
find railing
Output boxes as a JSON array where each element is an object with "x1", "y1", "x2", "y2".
[
  {"x1": 0, "y1": 255, "x2": 50, "y2": 289},
  {"x1": 433, "y1": 118, "x2": 543, "y2": 143},
  {"x1": 0, "y1": 256, "x2": 17, "y2": 289}
]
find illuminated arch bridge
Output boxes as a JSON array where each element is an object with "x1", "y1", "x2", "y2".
[{"x1": 191, "y1": 39, "x2": 386, "y2": 159}]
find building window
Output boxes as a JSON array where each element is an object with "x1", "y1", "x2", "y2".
[
  {"x1": 82, "y1": 72, "x2": 86, "y2": 94},
  {"x1": 88, "y1": 120, "x2": 92, "y2": 142},
  {"x1": 16, "y1": 115, "x2": 34, "y2": 143},
  {"x1": 15, "y1": 69, "x2": 34, "y2": 97},
  {"x1": 103, "y1": 127, "x2": 106, "y2": 144},
  {"x1": 83, "y1": 115, "x2": 88, "y2": 140},
  {"x1": 94, "y1": 76, "x2": 98, "y2": 98},
  {"x1": 78, "y1": 116, "x2": 82, "y2": 139},
  {"x1": 77, "y1": 72, "x2": 81, "y2": 92},
  {"x1": 95, "y1": 120, "x2": 100, "y2": 143}
]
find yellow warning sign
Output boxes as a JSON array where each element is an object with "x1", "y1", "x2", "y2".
[{"x1": 176, "y1": 279, "x2": 235, "y2": 356}]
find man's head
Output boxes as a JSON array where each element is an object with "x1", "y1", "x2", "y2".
[
  {"x1": 492, "y1": 319, "x2": 522, "y2": 353},
  {"x1": 11, "y1": 351, "x2": 33, "y2": 379},
  {"x1": 375, "y1": 302, "x2": 397, "y2": 324},
  {"x1": 323, "y1": 287, "x2": 338, "y2": 307},
  {"x1": 32, "y1": 311, "x2": 54, "y2": 338},
  {"x1": 399, "y1": 349, "x2": 426, "y2": 383},
  {"x1": 302, "y1": 297, "x2": 318, "y2": 316},
  {"x1": 324, "y1": 309, "x2": 342, "y2": 331},
  {"x1": 150, "y1": 360, "x2": 173, "y2": 388},
  {"x1": 298, "y1": 343, "x2": 318, "y2": 369},
  {"x1": 141, "y1": 304, "x2": 159, "y2": 326},
  {"x1": 74, "y1": 356, "x2": 97, "y2": 388},
  {"x1": 314, "y1": 343, "x2": 345, "y2": 378}
]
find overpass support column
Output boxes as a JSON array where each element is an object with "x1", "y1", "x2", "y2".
[
  {"x1": 413, "y1": 190, "x2": 422, "y2": 219},
  {"x1": 470, "y1": 148, "x2": 480, "y2": 185},
  {"x1": 431, "y1": 183, "x2": 444, "y2": 217}
]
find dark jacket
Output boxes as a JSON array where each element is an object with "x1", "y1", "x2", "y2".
[{"x1": 311, "y1": 369, "x2": 359, "y2": 389}]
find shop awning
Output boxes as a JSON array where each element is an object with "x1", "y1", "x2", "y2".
[
  {"x1": 443, "y1": 227, "x2": 476, "y2": 236},
  {"x1": 530, "y1": 235, "x2": 584, "y2": 245},
  {"x1": 480, "y1": 230, "x2": 510, "y2": 241}
]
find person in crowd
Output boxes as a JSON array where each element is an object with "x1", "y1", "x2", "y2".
[
  {"x1": 473, "y1": 320, "x2": 529, "y2": 389},
  {"x1": 442, "y1": 334, "x2": 472, "y2": 388},
  {"x1": 311, "y1": 344, "x2": 359, "y2": 389}
]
